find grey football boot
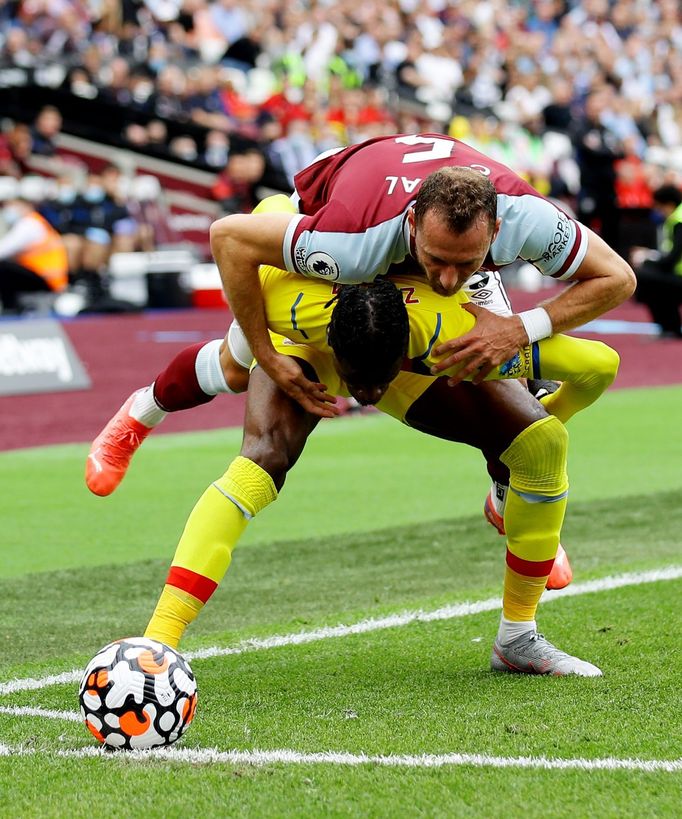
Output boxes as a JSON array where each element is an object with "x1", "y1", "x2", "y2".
[{"x1": 491, "y1": 631, "x2": 603, "y2": 677}]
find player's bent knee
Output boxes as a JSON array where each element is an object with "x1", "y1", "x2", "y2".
[
  {"x1": 240, "y1": 435, "x2": 297, "y2": 490},
  {"x1": 592, "y1": 341, "x2": 620, "y2": 386},
  {"x1": 501, "y1": 415, "x2": 568, "y2": 497}
]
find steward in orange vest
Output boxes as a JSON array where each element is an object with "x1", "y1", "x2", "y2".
[{"x1": 0, "y1": 198, "x2": 68, "y2": 311}]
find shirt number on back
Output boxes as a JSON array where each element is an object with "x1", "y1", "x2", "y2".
[{"x1": 395, "y1": 135, "x2": 455, "y2": 164}]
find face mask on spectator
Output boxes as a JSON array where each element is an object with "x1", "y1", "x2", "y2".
[
  {"x1": 175, "y1": 146, "x2": 198, "y2": 161},
  {"x1": 132, "y1": 81, "x2": 154, "y2": 104},
  {"x1": 58, "y1": 187, "x2": 77, "y2": 204},
  {"x1": 3, "y1": 207, "x2": 22, "y2": 226},
  {"x1": 84, "y1": 186, "x2": 105, "y2": 203},
  {"x1": 205, "y1": 146, "x2": 228, "y2": 167},
  {"x1": 72, "y1": 80, "x2": 98, "y2": 100}
]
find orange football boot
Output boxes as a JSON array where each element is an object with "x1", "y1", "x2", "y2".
[
  {"x1": 483, "y1": 489, "x2": 573, "y2": 590},
  {"x1": 86, "y1": 392, "x2": 152, "y2": 496}
]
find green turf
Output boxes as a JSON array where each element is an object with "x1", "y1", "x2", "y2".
[
  {"x1": 2, "y1": 385, "x2": 682, "y2": 579},
  {"x1": 1, "y1": 384, "x2": 681, "y2": 816},
  {"x1": 1, "y1": 489, "x2": 680, "y2": 678},
  {"x1": 1, "y1": 581, "x2": 681, "y2": 818}
]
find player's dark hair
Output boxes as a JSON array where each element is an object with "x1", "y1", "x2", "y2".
[
  {"x1": 327, "y1": 279, "x2": 409, "y2": 380},
  {"x1": 413, "y1": 167, "x2": 497, "y2": 233},
  {"x1": 652, "y1": 184, "x2": 682, "y2": 207}
]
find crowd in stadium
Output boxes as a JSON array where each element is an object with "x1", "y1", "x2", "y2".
[{"x1": 0, "y1": 0, "x2": 681, "y2": 329}]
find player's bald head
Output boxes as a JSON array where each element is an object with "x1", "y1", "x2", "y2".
[{"x1": 413, "y1": 167, "x2": 497, "y2": 236}]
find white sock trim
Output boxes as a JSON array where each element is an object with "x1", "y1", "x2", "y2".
[
  {"x1": 496, "y1": 617, "x2": 536, "y2": 647},
  {"x1": 227, "y1": 320, "x2": 254, "y2": 370},
  {"x1": 129, "y1": 386, "x2": 167, "y2": 427},
  {"x1": 195, "y1": 339, "x2": 233, "y2": 395}
]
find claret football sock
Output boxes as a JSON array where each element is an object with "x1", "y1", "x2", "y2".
[
  {"x1": 86, "y1": 341, "x2": 237, "y2": 496},
  {"x1": 145, "y1": 456, "x2": 277, "y2": 648},
  {"x1": 153, "y1": 339, "x2": 237, "y2": 414}
]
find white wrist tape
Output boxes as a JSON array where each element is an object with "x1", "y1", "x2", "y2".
[{"x1": 518, "y1": 307, "x2": 552, "y2": 343}]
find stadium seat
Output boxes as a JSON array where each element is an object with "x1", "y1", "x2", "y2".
[
  {"x1": 16, "y1": 290, "x2": 59, "y2": 315},
  {"x1": 108, "y1": 249, "x2": 199, "y2": 307}
]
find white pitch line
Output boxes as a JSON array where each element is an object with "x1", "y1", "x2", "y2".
[
  {"x1": 1, "y1": 565, "x2": 681, "y2": 698},
  {"x1": 0, "y1": 742, "x2": 680, "y2": 773},
  {"x1": 0, "y1": 705, "x2": 81, "y2": 722}
]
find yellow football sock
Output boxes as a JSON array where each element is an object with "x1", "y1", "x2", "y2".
[
  {"x1": 145, "y1": 456, "x2": 277, "y2": 647},
  {"x1": 500, "y1": 416, "x2": 568, "y2": 622},
  {"x1": 532, "y1": 335, "x2": 620, "y2": 423}
]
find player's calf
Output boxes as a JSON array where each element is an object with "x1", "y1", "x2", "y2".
[{"x1": 483, "y1": 483, "x2": 573, "y2": 590}]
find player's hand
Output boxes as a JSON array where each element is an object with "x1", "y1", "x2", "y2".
[
  {"x1": 430, "y1": 303, "x2": 528, "y2": 386},
  {"x1": 263, "y1": 353, "x2": 340, "y2": 418}
]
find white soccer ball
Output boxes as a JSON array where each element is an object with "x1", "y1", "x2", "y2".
[{"x1": 78, "y1": 637, "x2": 197, "y2": 750}]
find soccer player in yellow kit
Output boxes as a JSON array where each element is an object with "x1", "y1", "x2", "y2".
[
  {"x1": 87, "y1": 198, "x2": 619, "y2": 676},
  {"x1": 252, "y1": 260, "x2": 617, "y2": 429}
]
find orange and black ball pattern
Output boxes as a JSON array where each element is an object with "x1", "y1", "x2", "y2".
[{"x1": 78, "y1": 637, "x2": 197, "y2": 750}]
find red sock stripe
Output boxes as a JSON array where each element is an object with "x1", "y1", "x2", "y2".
[
  {"x1": 166, "y1": 565, "x2": 218, "y2": 603},
  {"x1": 506, "y1": 548, "x2": 555, "y2": 578}
]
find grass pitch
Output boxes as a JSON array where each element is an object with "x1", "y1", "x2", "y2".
[{"x1": 1, "y1": 386, "x2": 681, "y2": 816}]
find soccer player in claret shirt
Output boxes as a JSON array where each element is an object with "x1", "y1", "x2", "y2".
[
  {"x1": 86, "y1": 199, "x2": 622, "y2": 675},
  {"x1": 209, "y1": 133, "x2": 634, "y2": 419}
]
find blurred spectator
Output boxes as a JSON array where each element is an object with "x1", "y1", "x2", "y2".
[
  {"x1": 0, "y1": 123, "x2": 33, "y2": 178},
  {"x1": 212, "y1": 145, "x2": 266, "y2": 214},
  {"x1": 62, "y1": 66, "x2": 98, "y2": 100},
  {"x1": 632, "y1": 184, "x2": 682, "y2": 338},
  {"x1": 153, "y1": 65, "x2": 188, "y2": 121},
  {"x1": 2, "y1": 0, "x2": 682, "y2": 271},
  {"x1": 124, "y1": 122, "x2": 151, "y2": 149},
  {"x1": 128, "y1": 69, "x2": 157, "y2": 113},
  {"x1": 223, "y1": 23, "x2": 264, "y2": 71},
  {"x1": 542, "y1": 77, "x2": 576, "y2": 135},
  {"x1": 186, "y1": 66, "x2": 232, "y2": 131},
  {"x1": 615, "y1": 136, "x2": 654, "y2": 211},
  {"x1": 30, "y1": 106, "x2": 63, "y2": 157},
  {"x1": 202, "y1": 129, "x2": 230, "y2": 169},
  {"x1": 98, "y1": 56, "x2": 133, "y2": 106},
  {"x1": 394, "y1": 33, "x2": 428, "y2": 103},
  {"x1": 572, "y1": 88, "x2": 625, "y2": 251},
  {"x1": 208, "y1": 0, "x2": 250, "y2": 47},
  {"x1": 218, "y1": 71, "x2": 260, "y2": 136},
  {"x1": 267, "y1": 118, "x2": 319, "y2": 187},
  {"x1": 1, "y1": 26, "x2": 37, "y2": 68},
  {"x1": 0, "y1": 197, "x2": 68, "y2": 313},
  {"x1": 146, "y1": 119, "x2": 169, "y2": 149},
  {"x1": 59, "y1": 165, "x2": 137, "y2": 297},
  {"x1": 261, "y1": 79, "x2": 313, "y2": 133},
  {"x1": 168, "y1": 134, "x2": 199, "y2": 162}
]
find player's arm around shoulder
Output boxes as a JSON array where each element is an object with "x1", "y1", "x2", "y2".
[
  {"x1": 209, "y1": 210, "x2": 294, "y2": 355},
  {"x1": 210, "y1": 209, "x2": 340, "y2": 418}
]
